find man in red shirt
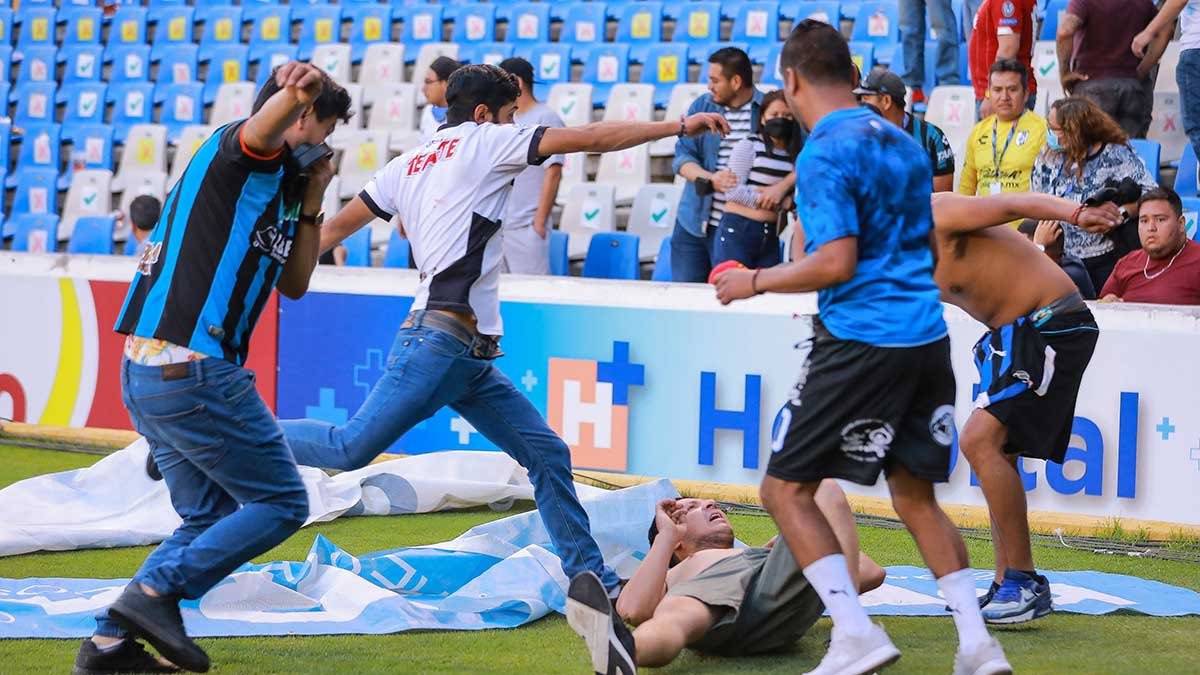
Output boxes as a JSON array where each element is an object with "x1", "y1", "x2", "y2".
[
  {"x1": 1101, "y1": 187, "x2": 1200, "y2": 305},
  {"x1": 969, "y1": 0, "x2": 1037, "y2": 117}
]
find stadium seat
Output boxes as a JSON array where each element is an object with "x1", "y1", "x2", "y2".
[
  {"x1": 560, "y1": 3, "x2": 608, "y2": 46},
  {"x1": 106, "y1": 7, "x2": 148, "y2": 55},
  {"x1": 583, "y1": 232, "x2": 641, "y2": 280},
  {"x1": 1033, "y1": 81, "x2": 1064, "y2": 118},
  {"x1": 560, "y1": 183, "x2": 617, "y2": 258},
  {"x1": 1040, "y1": 0, "x2": 1068, "y2": 40},
  {"x1": 596, "y1": 144, "x2": 650, "y2": 204},
  {"x1": 642, "y1": 44, "x2": 691, "y2": 108},
  {"x1": 116, "y1": 172, "x2": 167, "y2": 233},
  {"x1": 1033, "y1": 40, "x2": 1058, "y2": 94},
  {"x1": 1183, "y1": 197, "x2": 1200, "y2": 241},
  {"x1": 672, "y1": 2, "x2": 721, "y2": 43},
  {"x1": 556, "y1": 152, "x2": 588, "y2": 204},
  {"x1": 514, "y1": 45, "x2": 572, "y2": 101},
  {"x1": 61, "y1": 45, "x2": 104, "y2": 84},
  {"x1": 58, "y1": 169, "x2": 113, "y2": 243},
  {"x1": 360, "y1": 43, "x2": 406, "y2": 90},
  {"x1": 200, "y1": 45, "x2": 248, "y2": 105},
  {"x1": 59, "y1": 83, "x2": 109, "y2": 138},
  {"x1": 601, "y1": 83, "x2": 655, "y2": 122},
  {"x1": 451, "y1": 4, "x2": 496, "y2": 44},
  {"x1": 730, "y1": 1, "x2": 781, "y2": 62},
  {"x1": 10, "y1": 170, "x2": 60, "y2": 235},
  {"x1": 849, "y1": 41, "x2": 877, "y2": 73},
  {"x1": 507, "y1": 4, "x2": 552, "y2": 44},
  {"x1": 412, "y1": 43, "x2": 459, "y2": 103},
  {"x1": 9, "y1": 214, "x2": 59, "y2": 254},
  {"x1": 795, "y1": 2, "x2": 842, "y2": 25},
  {"x1": 627, "y1": 184, "x2": 682, "y2": 260},
  {"x1": 1130, "y1": 139, "x2": 1162, "y2": 184},
  {"x1": 15, "y1": 46, "x2": 56, "y2": 84},
  {"x1": 313, "y1": 43, "x2": 353, "y2": 84},
  {"x1": 1177, "y1": 145, "x2": 1198, "y2": 199},
  {"x1": 759, "y1": 43, "x2": 784, "y2": 88},
  {"x1": 197, "y1": 6, "x2": 243, "y2": 57},
  {"x1": 459, "y1": 42, "x2": 514, "y2": 67},
  {"x1": 650, "y1": 83, "x2": 707, "y2": 156},
  {"x1": 549, "y1": 230, "x2": 570, "y2": 276},
  {"x1": 0, "y1": 9, "x2": 13, "y2": 49},
  {"x1": 12, "y1": 82, "x2": 57, "y2": 129},
  {"x1": 209, "y1": 82, "x2": 255, "y2": 128},
  {"x1": 154, "y1": 43, "x2": 198, "y2": 85},
  {"x1": 1156, "y1": 41, "x2": 1181, "y2": 94},
  {"x1": 166, "y1": 125, "x2": 213, "y2": 191},
  {"x1": 343, "y1": 227, "x2": 373, "y2": 267},
  {"x1": 1149, "y1": 91, "x2": 1188, "y2": 164},
  {"x1": 148, "y1": 6, "x2": 195, "y2": 61},
  {"x1": 66, "y1": 215, "x2": 118, "y2": 255},
  {"x1": 67, "y1": 124, "x2": 115, "y2": 177},
  {"x1": 108, "y1": 82, "x2": 155, "y2": 143},
  {"x1": 399, "y1": 5, "x2": 443, "y2": 58},
  {"x1": 8, "y1": 124, "x2": 61, "y2": 189},
  {"x1": 367, "y1": 82, "x2": 422, "y2": 151},
  {"x1": 582, "y1": 43, "x2": 631, "y2": 108},
  {"x1": 113, "y1": 124, "x2": 168, "y2": 191},
  {"x1": 925, "y1": 85, "x2": 977, "y2": 165},
  {"x1": 245, "y1": 4, "x2": 291, "y2": 65},
  {"x1": 383, "y1": 230, "x2": 412, "y2": 269},
  {"x1": 687, "y1": 41, "x2": 751, "y2": 67},
  {"x1": 61, "y1": 7, "x2": 102, "y2": 47},
  {"x1": 851, "y1": 2, "x2": 901, "y2": 66},
  {"x1": 347, "y1": 4, "x2": 393, "y2": 63},
  {"x1": 106, "y1": 44, "x2": 151, "y2": 83},
  {"x1": 615, "y1": 2, "x2": 663, "y2": 62},
  {"x1": 321, "y1": 177, "x2": 342, "y2": 223},
  {"x1": 336, "y1": 130, "x2": 391, "y2": 199},
  {"x1": 0, "y1": 45, "x2": 10, "y2": 80},
  {"x1": 15, "y1": 7, "x2": 57, "y2": 51},
  {"x1": 328, "y1": 84, "x2": 366, "y2": 149},
  {"x1": 155, "y1": 82, "x2": 204, "y2": 143},
  {"x1": 254, "y1": 46, "x2": 299, "y2": 88},
  {"x1": 547, "y1": 83, "x2": 594, "y2": 127},
  {"x1": 650, "y1": 235, "x2": 672, "y2": 281}
]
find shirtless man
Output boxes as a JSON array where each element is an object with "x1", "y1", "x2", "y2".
[
  {"x1": 564, "y1": 482, "x2": 885, "y2": 674},
  {"x1": 930, "y1": 191, "x2": 1121, "y2": 625}
]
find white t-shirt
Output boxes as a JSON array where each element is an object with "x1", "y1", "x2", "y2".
[
  {"x1": 503, "y1": 103, "x2": 565, "y2": 230},
  {"x1": 360, "y1": 122, "x2": 548, "y2": 336},
  {"x1": 1181, "y1": 0, "x2": 1200, "y2": 51}
]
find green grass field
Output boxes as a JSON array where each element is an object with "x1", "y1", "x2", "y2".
[{"x1": 1, "y1": 445, "x2": 1197, "y2": 674}]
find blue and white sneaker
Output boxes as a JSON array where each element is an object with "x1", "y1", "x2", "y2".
[{"x1": 981, "y1": 569, "x2": 1052, "y2": 625}]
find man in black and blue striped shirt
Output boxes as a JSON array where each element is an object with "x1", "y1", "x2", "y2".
[{"x1": 76, "y1": 63, "x2": 351, "y2": 675}]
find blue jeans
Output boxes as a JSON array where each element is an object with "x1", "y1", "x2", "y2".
[
  {"x1": 95, "y1": 358, "x2": 309, "y2": 638},
  {"x1": 712, "y1": 212, "x2": 782, "y2": 269},
  {"x1": 669, "y1": 221, "x2": 714, "y2": 283},
  {"x1": 900, "y1": 0, "x2": 961, "y2": 88},
  {"x1": 279, "y1": 323, "x2": 621, "y2": 592},
  {"x1": 1179, "y1": 49, "x2": 1200, "y2": 164}
]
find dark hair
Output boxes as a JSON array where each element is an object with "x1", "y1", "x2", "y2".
[
  {"x1": 708, "y1": 47, "x2": 754, "y2": 90},
  {"x1": 429, "y1": 55, "x2": 461, "y2": 82},
  {"x1": 129, "y1": 195, "x2": 161, "y2": 231},
  {"x1": 989, "y1": 58, "x2": 1028, "y2": 91},
  {"x1": 498, "y1": 56, "x2": 535, "y2": 91},
  {"x1": 1137, "y1": 187, "x2": 1184, "y2": 218},
  {"x1": 1050, "y1": 97, "x2": 1129, "y2": 178},
  {"x1": 780, "y1": 19, "x2": 854, "y2": 87},
  {"x1": 445, "y1": 64, "x2": 521, "y2": 126},
  {"x1": 252, "y1": 67, "x2": 354, "y2": 123},
  {"x1": 760, "y1": 90, "x2": 787, "y2": 120}
]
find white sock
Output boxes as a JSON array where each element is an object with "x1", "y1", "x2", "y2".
[
  {"x1": 938, "y1": 568, "x2": 991, "y2": 651},
  {"x1": 804, "y1": 554, "x2": 873, "y2": 637}
]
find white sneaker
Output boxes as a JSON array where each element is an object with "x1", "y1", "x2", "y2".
[
  {"x1": 953, "y1": 638, "x2": 1013, "y2": 675},
  {"x1": 804, "y1": 623, "x2": 901, "y2": 675}
]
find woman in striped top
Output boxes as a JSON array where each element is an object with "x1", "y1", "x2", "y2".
[{"x1": 711, "y1": 90, "x2": 800, "y2": 269}]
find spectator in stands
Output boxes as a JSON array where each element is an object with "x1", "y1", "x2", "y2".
[
  {"x1": 900, "y1": 0, "x2": 961, "y2": 108},
  {"x1": 1017, "y1": 218, "x2": 1097, "y2": 298},
  {"x1": 125, "y1": 195, "x2": 161, "y2": 259},
  {"x1": 420, "y1": 56, "x2": 462, "y2": 143},
  {"x1": 969, "y1": 0, "x2": 1037, "y2": 118},
  {"x1": 959, "y1": 59, "x2": 1047, "y2": 200},
  {"x1": 1056, "y1": 0, "x2": 1162, "y2": 139},
  {"x1": 498, "y1": 57, "x2": 564, "y2": 275},
  {"x1": 710, "y1": 90, "x2": 799, "y2": 269},
  {"x1": 1031, "y1": 97, "x2": 1159, "y2": 291},
  {"x1": 1100, "y1": 187, "x2": 1200, "y2": 304},
  {"x1": 673, "y1": 48, "x2": 786, "y2": 283},
  {"x1": 1134, "y1": 1, "x2": 1200, "y2": 163},
  {"x1": 855, "y1": 67, "x2": 957, "y2": 192}
]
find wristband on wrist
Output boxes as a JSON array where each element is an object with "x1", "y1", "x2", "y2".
[
  {"x1": 751, "y1": 268, "x2": 763, "y2": 295},
  {"x1": 678, "y1": 114, "x2": 687, "y2": 138},
  {"x1": 1070, "y1": 204, "x2": 1086, "y2": 226}
]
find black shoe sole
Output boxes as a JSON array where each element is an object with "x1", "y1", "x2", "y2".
[
  {"x1": 566, "y1": 572, "x2": 635, "y2": 675},
  {"x1": 109, "y1": 598, "x2": 209, "y2": 673}
]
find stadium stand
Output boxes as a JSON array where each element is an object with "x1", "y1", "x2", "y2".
[{"x1": 582, "y1": 232, "x2": 641, "y2": 280}]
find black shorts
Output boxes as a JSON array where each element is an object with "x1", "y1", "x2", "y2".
[
  {"x1": 973, "y1": 295, "x2": 1098, "y2": 463},
  {"x1": 767, "y1": 319, "x2": 957, "y2": 485}
]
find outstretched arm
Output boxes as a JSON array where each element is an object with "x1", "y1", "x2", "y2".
[
  {"x1": 537, "y1": 113, "x2": 730, "y2": 157},
  {"x1": 318, "y1": 196, "x2": 377, "y2": 254},
  {"x1": 931, "y1": 192, "x2": 1122, "y2": 235}
]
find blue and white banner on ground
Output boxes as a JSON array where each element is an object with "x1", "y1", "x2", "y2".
[{"x1": 2, "y1": 480, "x2": 1198, "y2": 638}]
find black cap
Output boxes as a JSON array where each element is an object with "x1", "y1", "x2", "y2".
[
  {"x1": 852, "y1": 66, "x2": 906, "y2": 105},
  {"x1": 429, "y1": 56, "x2": 462, "y2": 82},
  {"x1": 498, "y1": 57, "x2": 536, "y2": 90}
]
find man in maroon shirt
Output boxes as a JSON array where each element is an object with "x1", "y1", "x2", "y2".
[
  {"x1": 1101, "y1": 187, "x2": 1200, "y2": 304},
  {"x1": 1056, "y1": 0, "x2": 1167, "y2": 138}
]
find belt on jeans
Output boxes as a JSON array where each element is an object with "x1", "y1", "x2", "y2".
[{"x1": 402, "y1": 310, "x2": 504, "y2": 360}]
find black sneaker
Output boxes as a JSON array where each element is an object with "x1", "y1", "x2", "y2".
[
  {"x1": 72, "y1": 638, "x2": 180, "y2": 675},
  {"x1": 108, "y1": 584, "x2": 209, "y2": 673},
  {"x1": 566, "y1": 571, "x2": 636, "y2": 675},
  {"x1": 145, "y1": 453, "x2": 163, "y2": 481}
]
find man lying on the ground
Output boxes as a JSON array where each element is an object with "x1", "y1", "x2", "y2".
[{"x1": 566, "y1": 481, "x2": 885, "y2": 674}]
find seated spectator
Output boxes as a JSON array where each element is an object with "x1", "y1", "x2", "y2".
[
  {"x1": 419, "y1": 57, "x2": 462, "y2": 143},
  {"x1": 959, "y1": 59, "x2": 1047, "y2": 201},
  {"x1": 1031, "y1": 97, "x2": 1159, "y2": 292},
  {"x1": 710, "y1": 90, "x2": 800, "y2": 269},
  {"x1": 854, "y1": 67, "x2": 956, "y2": 192},
  {"x1": 1100, "y1": 187, "x2": 1200, "y2": 305},
  {"x1": 1017, "y1": 218, "x2": 1097, "y2": 299}
]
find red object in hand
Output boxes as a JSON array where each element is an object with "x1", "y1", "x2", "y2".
[{"x1": 708, "y1": 260, "x2": 747, "y2": 284}]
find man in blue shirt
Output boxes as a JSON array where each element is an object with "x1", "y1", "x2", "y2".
[{"x1": 715, "y1": 21, "x2": 1010, "y2": 675}]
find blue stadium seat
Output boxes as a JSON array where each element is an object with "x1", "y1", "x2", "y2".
[
  {"x1": 347, "y1": 4, "x2": 393, "y2": 63},
  {"x1": 343, "y1": 227, "x2": 373, "y2": 267},
  {"x1": 1041, "y1": 0, "x2": 1068, "y2": 40},
  {"x1": 67, "y1": 124, "x2": 115, "y2": 174},
  {"x1": 15, "y1": 46, "x2": 57, "y2": 84},
  {"x1": 792, "y1": 1, "x2": 842, "y2": 25},
  {"x1": 148, "y1": 0, "x2": 190, "y2": 6},
  {"x1": 731, "y1": 2, "x2": 780, "y2": 48},
  {"x1": 687, "y1": 41, "x2": 750, "y2": 67},
  {"x1": 10, "y1": 170, "x2": 61, "y2": 227},
  {"x1": 643, "y1": 44, "x2": 691, "y2": 107},
  {"x1": 67, "y1": 216, "x2": 117, "y2": 254},
  {"x1": 615, "y1": 2, "x2": 663, "y2": 62},
  {"x1": 124, "y1": 236, "x2": 141, "y2": 256},
  {"x1": 1176, "y1": 145, "x2": 1198, "y2": 199},
  {"x1": 851, "y1": 2, "x2": 900, "y2": 65},
  {"x1": 514, "y1": 44, "x2": 573, "y2": 100},
  {"x1": 154, "y1": 44, "x2": 199, "y2": 85},
  {"x1": 108, "y1": 82, "x2": 156, "y2": 142},
  {"x1": 458, "y1": 42, "x2": 514, "y2": 67},
  {"x1": 11, "y1": 82, "x2": 58, "y2": 128},
  {"x1": 60, "y1": 45, "x2": 103, "y2": 84},
  {"x1": 849, "y1": 41, "x2": 877, "y2": 74},
  {"x1": 295, "y1": 5, "x2": 344, "y2": 60},
  {"x1": 15, "y1": 7, "x2": 57, "y2": 51},
  {"x1": 199, "y1": 44, "x2": 248, "y2": 104},
  {"x1": 9, "y1": 214, "x2": 60, "y2": 253},
  {"x1": 0, "y1": 46, "x2": 10, "y2": 79},
  {"x1": 0, "y1": 121, "x2": 9, "y2": 179},
  {"x1": 148, "y1": 5, "x2": 195, "y2": 61},
  {"x1": 672, "y1": 2, "x2": 721, "y2": 43},
  {"x1": 59, "y1": 82, "x2": 109, "y2": 137},
  {"x1": 7, "y1": 124, "x2": 61, "y2": 188},
  {"x1": 549, "y1": 230, "x2": 569, "y2": 276},
  {"x1": 156, "y1": 82, "x2": 205, "y2": 143},
  {"x1": 583, "y1": 232, "x2": 641, "y2": 280},
  {"x1": 760, "y1": 43, "x2": 783, "y2": 88},
  {"x1": 1183, "y1": 197, "x2": 1200, "y2": 242},
  {"x1": 383, "y1": 230, "x2": 412, "y2": 268},
  {"x1": 106, "y1": 7, "x2": 148, "y2": 56},
  {"x1": 507, "y1": 4, "x2": 552, "y2": 44},
  {"x1": 560, "y1": 3, "x2": 607, "y2": 46},
  {"x1": 451, "y1": 5, "x2": 496, "y2": 45},
  {"x1": 105, "y1": 44, "x2": 151, "y2": 83},
  {"x1": 398, "y1": 5, "x2": 443, "y2": 52},
  {"x1": 582, "y1": 43, "x2": 631, "y2": 107},
  {"x1": 245, "y1": 4, "x2": 291, "y2": 65},
  {"x1": 0, "y1": 82, "x2": 9, "y2": 122},
  {"x1": 197, "y1": 6, "x2": 243, "y2": 54},
  {"x1": 255, "y1": 46, "x2": 300, "y2": 87},
  {"x1": 1130, "y1": 139, "x2": 1162, "y2": 184},
  {"x1": 650, "y1": 235, "x2": 672, "y2": 280},
  {"x1": 61, "y1": 6, "x2": 102, "y2": 47},
  {"x1": 0, "y1": 9, "x2": 13, "y2": 47}
]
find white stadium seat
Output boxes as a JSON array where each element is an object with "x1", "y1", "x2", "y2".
[
  {"x1": 651, "y1": 83, "x2": 707, "y2": 157},
  {"x1": 312, "y1": 43, "x2": 353, "y2": 85},
  {"x1": 113, "y1": 124, "x2": 167, "y2": 191},
  {"x1": 1156, "y1": 41, "x2": 1181, "y2": 94},
  {"x1": 167, "y1": 125, "x2": 214, "y2": 192},
  {"x1": 601, "y1": 84, "x2": 655, "y2": 123},
  {"x1": 116, "y1": 171, "x2": 167, "y2": 235},
  {"x1": 322, "y1": 176, "x2": 343, "y2": 219},
  {"x1": 555, "y1": 152, "x2": 588, "y2": 206},
  {"x1": 547, "y1": 83, "x2": 594, "y2": 127},
  {"x1": 59, "y1": 169, "x2": 113, "y2": 242},
  {"x1": 559, "y1": 182, "x2": 617, "y2": 259},
  {"x1": 1033, "y1": 40, "x2": 1059, "y2": 93},
  {"x1": 366, "y1": 82, "x2": 423, "y2": 152},
  {"x1": 360, "y1": 43, "x2": 407, "y2": 92},
  {"x1": 336, "y1": 129, "x2": 391, "y2": 198},
  {"x1": 1149, "y1": 91, "x2": 1188, "y2": 164},
  {"x1": 595, "y1": 143, "x2": 650, "y2": 205},
  {"x1": 626, "y1": 183, "x2": 682, "y2": 260},
  {"x1": 328, "y1": 83, "x2": 366, "y2": 150},
  {"x1": 208, "y1": 81, "x2": 255, "y2": 128}
]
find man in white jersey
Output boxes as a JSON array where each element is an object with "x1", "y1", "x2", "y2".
[
  {"x1": 1134, "y1": 1, "x2": 1200, "y2": 161},
  {"x1": 279, "y1": 65, "x2": 728, "y2": 626}
]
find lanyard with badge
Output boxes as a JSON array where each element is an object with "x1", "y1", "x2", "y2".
[{"x1": 989, "y1": 112, "x2": 1023, "y2": 195}]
